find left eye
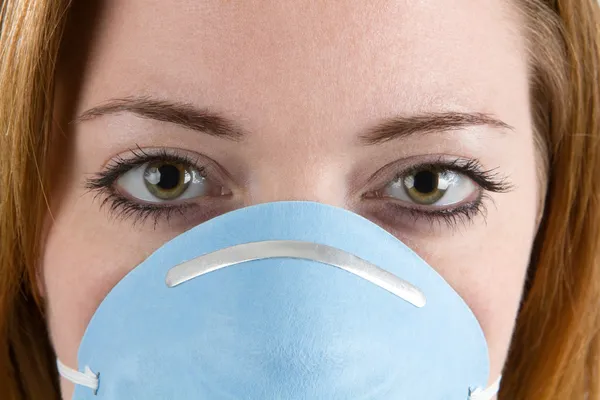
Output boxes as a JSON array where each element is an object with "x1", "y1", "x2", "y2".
[
  {"x1": 380, "y1": 168, "x2": 476, "y2": 206},
  {"x1": 116, "y1": 161, "x2": 229, "y2": 203}
]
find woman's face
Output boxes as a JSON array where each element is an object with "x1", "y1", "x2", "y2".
[{"x1": 45, "y1": 1, "x2": 539, "y2": 398}]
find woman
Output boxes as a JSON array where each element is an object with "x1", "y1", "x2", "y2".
[{"x1": 1, "y1": 0, "x2": 599, "y2": 399}]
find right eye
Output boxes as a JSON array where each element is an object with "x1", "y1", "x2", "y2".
[{"x1": 116, "y1": 160, "x2": 230, "y2": 204}]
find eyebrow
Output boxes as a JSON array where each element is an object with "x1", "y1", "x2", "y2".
[
  {"x1": 76, "y1": 96, "x2": 513, "y2": 144},
  {"x1": 75, "y1": 96, "x2": 245, "y2": 141},
  {"x1": 360, "y1": 111, "x2": 514, "y2": 145}
]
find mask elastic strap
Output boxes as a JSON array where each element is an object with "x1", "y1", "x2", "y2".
[
  {"x1": 469, "y1": 375, "x2": 502, "y2": 400},
  {"x1": 56, "y1": 359, "x2": 99, "y2": 394}
]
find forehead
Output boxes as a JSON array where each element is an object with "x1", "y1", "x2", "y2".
[{"x1": 68, "y1": 0, "x2": 526, "y2": 133}]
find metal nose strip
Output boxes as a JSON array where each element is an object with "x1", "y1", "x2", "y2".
[{"x1": 165, "y1": 240, "x2": 426, "y2": 308}]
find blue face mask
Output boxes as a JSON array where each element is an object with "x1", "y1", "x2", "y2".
[{"x1": 58, "y1": 201, "x2": 501, "y2": 399}]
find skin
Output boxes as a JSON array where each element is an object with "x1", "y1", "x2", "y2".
[{"x1": 43, "y1": 1, "x2": 539, "y2": 398}]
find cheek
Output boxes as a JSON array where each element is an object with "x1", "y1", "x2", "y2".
[
  {"x1": 41, "y1": 188, "x2": 178, "y2": 368},
  {"x1": 422, "y1": 222, "x2": 532, "y2": 379},
  {"x1": 404, "y1": 157, "x2": 539, "y2": 381}
]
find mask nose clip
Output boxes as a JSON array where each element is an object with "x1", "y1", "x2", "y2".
[{"x1": 166, "y1": 240, "x2": 427, "y2": 308}]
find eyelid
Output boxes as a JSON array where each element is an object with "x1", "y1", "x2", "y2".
[
  {"x1": 359, "y1": 155, "x2": 467, "y2": 195},
  {"x1": 359, "y1": 154, "x2": 511, "y2": 203},
  {"x1": 103, "y1": 147, "x2": 236, "y2": 190}
]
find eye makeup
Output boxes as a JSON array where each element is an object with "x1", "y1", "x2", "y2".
[{"x1": 85, "y1": 147, "x2": 512, "y2": 230}]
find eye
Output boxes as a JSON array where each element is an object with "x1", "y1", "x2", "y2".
[
  {"x1": 381, "y1": 168, "x2": 476, "y2": 207},
  {"x1": 116, "y1": 160, "x2": 229, "y2": 203}
]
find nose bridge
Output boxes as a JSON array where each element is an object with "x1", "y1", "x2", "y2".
[{"x1": 245, "y1": 157, "x2": 348, "y2": 208}]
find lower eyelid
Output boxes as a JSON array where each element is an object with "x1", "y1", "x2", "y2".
[
  {"x1": 361, "y1": 184, "x2": 486, "y2": 217},
  {"x1": 363, "y1": 194, "x2": 478, "y2": 214},
  {"x1": 362, "y1": 197, "x2": 487, "y2": 233}
]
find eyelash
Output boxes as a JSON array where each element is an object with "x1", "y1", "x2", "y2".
[
  {"x1": 378, "y1": 191, "x2": 490, "y2": 229},
  {"x1": 365, "y1": 157, "x2": 512, "y2": 229},
  {"x1": 85, "y1": 148, "x2": 512, "y2": 228},
  {"x1": 86, "y1": 147, "x2": 205, "y2": 227}
]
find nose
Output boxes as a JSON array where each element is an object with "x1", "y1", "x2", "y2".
[{"x1": 244, "y1": 161, "x2": 349, "y2": 208}]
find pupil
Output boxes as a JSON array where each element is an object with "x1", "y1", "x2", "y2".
[
  {"x1": 413, "y1": 170, "x2": 438, "y2": 194},
  {"x1": 157, "y1": 164, "x2": 180, "y2": 190}
]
